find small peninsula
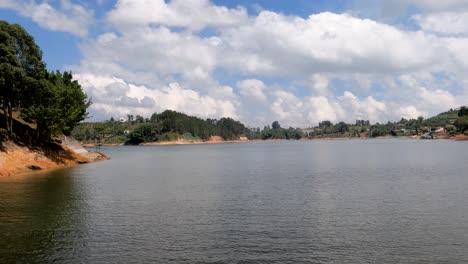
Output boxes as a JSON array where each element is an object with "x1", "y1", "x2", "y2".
[{"x1": 0, "y1": 21, "x2": 106, "y2": 176}]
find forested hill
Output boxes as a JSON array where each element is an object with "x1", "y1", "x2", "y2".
[
  {"x1": 0, "y1": 21, "x2": 89, "y2": 145},
  {"x1": 73, "y1": 110, "x2": 255, "y2": 145}
]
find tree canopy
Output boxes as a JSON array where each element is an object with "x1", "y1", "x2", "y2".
[{"x1": 0, "y1": 20, "x2": 89, "y2": 141}]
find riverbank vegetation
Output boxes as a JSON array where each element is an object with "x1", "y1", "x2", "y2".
[{"x1": 72, "y1": 107, "x2": 468, "y2": 145}]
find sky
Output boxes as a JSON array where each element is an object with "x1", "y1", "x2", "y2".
[{"x1": 1, "y1": 0, "x2": 468, "y2": 127}]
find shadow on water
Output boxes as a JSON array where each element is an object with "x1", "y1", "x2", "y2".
[{"x1": 0, "y1": 169, "x2": 87, "y2": 264}]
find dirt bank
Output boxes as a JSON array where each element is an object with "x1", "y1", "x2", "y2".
[
  {"x1": 452, "y1": 134, "x2": 468, "y2": 141},
  {"x1": 0, "y1": 140, "x2": 108, "y2": 177}
]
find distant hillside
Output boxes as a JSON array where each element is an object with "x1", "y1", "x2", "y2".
[{"x1": 422, "y1": 108, "x2": 459, "y2": 127}]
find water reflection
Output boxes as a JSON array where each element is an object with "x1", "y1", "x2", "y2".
[
  {"x1": 0, "y1": 169, "x2": 87, "y2": 263},
  {"x1": 1, "y1": 140, "x2": 468, "y2": 263}
]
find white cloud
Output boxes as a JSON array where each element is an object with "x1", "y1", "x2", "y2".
[
  {"x1": 107, "y1": 0, "x2": 248, "y2": 31},
  {"x1": 219, "y1": 11, "x2": 448, "y2": 75},
  {"x1": 74, "y1": 73, "x2": 239, "y2": 121},
  {"x1": 310, "y1": 74, "x2": 329, "y2": 96},
  {"x1": 0, "y1": 0, "x2": 92, "y2": 37},
  {"x1": 267, "y1": 90, "x2": 391, "y2": 127},
  {"x1": 236, "y1": 79, "x2": 267, "y2": 101},
  {"x1": 397, "y1": 105, "x2": 426, "y2": 119},
  {"x1": 414, "y1": 12, "x2": 468, "y2": 35},
  {"x1": 78, "y1": 26, "x2": 217, "y2": 84},
  {"x1": 61, "y1": 1, "x2": 468, "y2": 127}
]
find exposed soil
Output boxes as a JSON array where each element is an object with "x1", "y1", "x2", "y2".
[{"x1": 0, "y1": 141, "x2": 108, "y2": 177}]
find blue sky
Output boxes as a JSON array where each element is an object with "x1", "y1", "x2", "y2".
[
  {"x1": 1, "y1": 0, "x2": 467, "y2": 126},
  {"x1": 1, "y1": 0, "x2": 354, "y2": 70}
]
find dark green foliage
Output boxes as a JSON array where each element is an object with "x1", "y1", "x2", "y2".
[
  {"x1": 0, "y1": 21, "x2": 45, "y2": 136},
  {"x1": 454, "y1": 116, "x2": 468, "y2": 132},
  {"x1": 355, "y1": 120, "x2": 370, "y2": 126},
  {"x1": 458, "y1": 106, "x2": 468, "y2": 117},
  {"x1": 125, "y1": 122, "x2": 162, "y2": 144},
  {"x1": 253, "y1": 124, "x2": 304, "y2": 140},
  {"x1": 74, "y1": 110, "x2": 251, "y2": 144},
  {"x1": 335, "y1": 122, "x2": 349, "y2": 133},
  {"x1": 319, "y1": 120, "x2": 332, "y2": 128},
  {"x1": 0, "y1": 21, "x2": 89, "y2": 142},
  {"x1": 217, "y1": 117, "x2": 247, "y2": 140},
  {"x1": 21, "y1": 71, "x2": 90, "y2": 138},
  {"x1": 272, "y1": 121, "x2": 281, "y2": 129}
]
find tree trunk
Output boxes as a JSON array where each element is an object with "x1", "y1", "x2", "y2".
[
  {"x1": 2, "y1": 98, "x2": 7, "y2": 131},
  {"x1": 7, "y1": 100, "x2": 13, "y2": 135}
]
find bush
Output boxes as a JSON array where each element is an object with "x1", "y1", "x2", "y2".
[
  {"x1": 159, "y1": 132, "x2": 179, "y2": 141},
  {"x1": 454, "y1": 116, "x2": 468, "y2": 132},
  {"x1": 183, "y1": 133, "x2": 200, "y2": 141}
]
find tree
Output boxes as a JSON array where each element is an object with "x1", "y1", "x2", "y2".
[
  {"x1": 454, "y1": 116, "x2": 468, "y2": 132},
  {"x1": 272, "y1": 121, "x2": 281, "y2": 130},
  {"x1": 417, "y1": 116, "x2": 424, "y2": 124},
  {"x1": 21, "y1": 71, "x2": 90, "y2": 139},
  {"x1": 458, "y1": 106, "x2": 468, "y2": 117},
  {"x1": 335, "y1": 122, "x2": 349, "y2": 133},
  {"x1": 319, "y1": 120, "x2": 332, "y2": 128},
  {"x1": 0, "y1": 21, "x2": 46, "y2": 137},
  {"x1": 135, "y1": 115, "x2": 144, "y2": 123}
]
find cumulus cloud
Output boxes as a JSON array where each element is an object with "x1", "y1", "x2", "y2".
[
  {"x1": 107, "y1": 0, "x2": 248, "y2": 31},
  {"x1": 236, "y1": 79, "x2": 267, "y2": 101},
  {"x1": 0, "y1": 0, "x2": 92, "y2": 37},
  {"x1": 74, "y1": 73, "x2": 238, "y2": 121},
  {"x1": 78, "y1": 26, "x2": 217, "y2": 84},
  {"x1": 414, "y1": 12, "x2": 468, "y2": 35},
  {"x1": 266, "y1": 90, "x2": 392, "y2": 127},
  {"x1": 220, "y1": 11, "x2": 450, "y2": 76},
  {"x1": 52, "y1": 1, "x2": 468, "y2": 126},
  {"x1": 310, "y1": 74, "x2": 329, "y2": 96}
]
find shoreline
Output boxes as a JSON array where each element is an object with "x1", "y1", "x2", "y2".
[
  {"x1": 81, "y1": 133, "x2": 468, "y2": 147},
  {"x1": 0, "y1": 141, "x2": 109, "y2": 177},
  {"x1": 3, "y1": 134, "x2": 466, "y2": 177}
]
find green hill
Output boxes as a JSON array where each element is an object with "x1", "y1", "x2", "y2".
[{"x1": 422, "y1": 108, "x2": 459, "y2": 127}]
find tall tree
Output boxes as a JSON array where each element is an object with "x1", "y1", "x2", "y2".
[
  {"x1": 0, "y1": 21, "x2": 45, "y2": 137},
  {"x1": 21, "y1": 71, "x2": 90, "y2": 139},
  {"x1": 272, "y1": 121, "x2": 281, "y2": 129}
]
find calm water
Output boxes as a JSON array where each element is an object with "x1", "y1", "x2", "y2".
[{"x1": 1, "y1": 139, "x2": 468, "y2": 263}]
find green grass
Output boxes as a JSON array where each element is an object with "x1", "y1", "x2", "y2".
[{"x1": 182, "y1": 133, "x2": 200, "y2": 141}]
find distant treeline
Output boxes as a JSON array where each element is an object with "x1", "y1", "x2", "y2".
[
  {"x1": 72, "y1": 106, "x2": 468, "y2": 145},
  {"x1": 72, "y1": 110, "x2": 306, "y2": 145}
]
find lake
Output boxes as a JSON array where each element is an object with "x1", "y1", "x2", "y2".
[{"x1": 1, "y1": 139, "x2": 468, "y2": 263}]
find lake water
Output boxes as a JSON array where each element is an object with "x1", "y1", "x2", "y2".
[{"x1": 1, "y1": 139, "x2": 468, "y2": 263}]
